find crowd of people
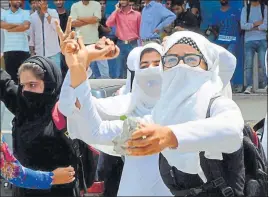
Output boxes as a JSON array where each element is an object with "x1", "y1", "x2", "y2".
[
  {"x1": 0, "y1": 0, "x2": 268, "y2": 93},
  {"x1": 0, "y1": 0, "x2": 268, "y2": 197}
]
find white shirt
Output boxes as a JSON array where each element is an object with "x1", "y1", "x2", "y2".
[
  {"x1": 29, "y1": 9, "x2": 61, "y2": 57},
  {"x1": 59, "y1": 75, "x2": 172, "y2": 196},
  {"x1": 59, "y1": 74, "x2": 243, "y2": 194}
]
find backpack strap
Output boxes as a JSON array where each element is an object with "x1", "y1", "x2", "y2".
[
  {"x1": 198, "y1": 95, "x2": 234, "y2": 197},
  {"x1": 127, "y1": 67, "x2": 135, "y2": 92}
]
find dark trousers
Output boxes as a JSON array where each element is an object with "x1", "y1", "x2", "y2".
[
  {"x1": 97, "y1": 153, "x2": 124, "y2": 197},
  {"x1": 4, "y1": 51, "x2": 30, "y2": 84}
]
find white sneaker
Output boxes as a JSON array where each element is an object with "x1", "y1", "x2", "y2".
[{"x1": 244, "y1": 86, "x2": 252, "y2": 94}]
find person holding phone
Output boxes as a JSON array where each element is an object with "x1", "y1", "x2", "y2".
[{"x1": 106, "y1": 0, "x2": 141, "y2": 79}]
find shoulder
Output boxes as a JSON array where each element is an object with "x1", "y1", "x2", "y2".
[
  {"x1": 210, "y1": 96, "x2": 241, "y2": 116},
  {"x1": 48, "y1": 9, "x2": 58, "y2": 15},
  {"x1": 132, "y1": 10, "x2": 141, "y2": 16},
  {"x1": 92, "y1": 1, "x2": 101, "y2": 7},
  {"x1": 71, "y1": 1, "x2": 80, "y2": 8}
]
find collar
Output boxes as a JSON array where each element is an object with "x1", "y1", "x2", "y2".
[
  {"x1": 9, "y1": 8, "x2": 21, "y2": 14},
  {"x1": 145, "y1": 1, "x2": 155, "y2": 7},
  {"x1": 120, "y1": 7, "x2": 134, "y2": 14}
]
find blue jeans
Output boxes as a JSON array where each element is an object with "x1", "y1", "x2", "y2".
[
  {"x1": 48, "y1": 52, "x2": 61, "y2": 73},
  {"x1": 244, "y1": 40, "x2": 268, "y2": 87},
  {"x1": 90, "y1": 60, "x2": 110, "y2": 79},
  {"x1": 114, "y1": 40, "x2": 137, "y2": 78}
]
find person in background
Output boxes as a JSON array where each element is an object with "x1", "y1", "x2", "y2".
[
  {"x1": 1, "y1": 133, "x2": 75, "y2": 189},
  {"x1": 0, "y1": 0, "x2": 30, "y2": 84},
  {"x1": 240, "y1": 0, "x2": 268, "y2": 94},
  {"x1": 165, "y1": 0, "x2": 172, "y2": 10},
  {"x1": 54, "y1": 0, "x2": 70, "y2": 78},
  {"x1": 29, "y1": 0, "x2": 38, "y2": 14},
  {"x1": 29, "y1": 0, "x2": 62, "y2": 72},
  {"x1": 140, "y1": 0, "x2": 176, "y2": 45},
  {"x1": 106, "y1": 0, "x2": 141, "y2": 78},
  {"x1": 211, "y1": 0, "x2": 241, "y2": 55},
  {"x1": 0, "y1": 8, "x2": 5, "y2": 68},
  {"x1": 172, "y1": 0, "x2": 200, "y2": 33},
  {"x1": 70, "y1": 0, "x2": 110, "y2": 79},
  {"x1": 98, "y1": 0, "x2": 118, "y2": 78},
  {"x1": 185, "y1": 0, "x2": 201, "y2": 26}
]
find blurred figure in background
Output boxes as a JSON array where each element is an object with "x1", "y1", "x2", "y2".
[
  {"x1": 240, "y1": 0, "x2": 268, "y2": 93},
  {"x1": 1, "y1": 0, "x2": 30, "y2": 84},
  {"x1": 172, "y1": 0, "x2": 200, "y2": 33},
  {"x1": 53, "y1": 0, "x2": 70, "y2": 78},
  {"x1": 185, "y1": 0, "x2": 201, "y2": 27},
  {"x1": 29, "y1": 0, "x2": 38, "y2": 14},
  {"x1": 106, "y1": 0, "x2": 141, "y2": 78},
  {"x1": 211, "y1": 0, "x2": 241, "y2": 55},
  {"x1": 98, "y1": 0, "x2": 118, "y2": 78},
  {"x1": 29, "y1": 0, "x2": 62, "y2": 71},
  {"x1": 71, "y1": 0, "x2": 110, "y2": 79}
]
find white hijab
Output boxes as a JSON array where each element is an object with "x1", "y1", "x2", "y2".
[
  {"x1": 118, "y1": 47, "x2": 142, "y2": 95},
  {"x1": 91, "y1": 43, "x2": 163, "y2": 155},
  {"x1": 152, "y1": 31, "x2": 223, "y2": 178}
]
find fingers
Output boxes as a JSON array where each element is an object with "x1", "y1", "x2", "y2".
[
  {"x1": 131, "y1": 128, "x2": 154, "y2": 140},
  {"x1": 65, "y1": 166, "x2": 75, "y2": 172},
  {"x1": 77, "y1": 36, "x2": 86, "y2": 50},
  {"x1": 65, "y1": 16, "x2": 72, "y2": 36},
  {"x1": 55, "y1": 20, "x2": 64, "y2": 42},
  {"x1": 127, "y1": 136, "x2": 159, "y2": 148}
]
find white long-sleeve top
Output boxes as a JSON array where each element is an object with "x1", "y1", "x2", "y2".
[{"x1": 59, "y1": 74, "x2": 173, "y2": 196}]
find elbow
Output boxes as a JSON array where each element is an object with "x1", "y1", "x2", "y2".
[
  {"x1": 223, "y1": 119, "x2": 244, "y2": 154},
  {"x1": 58, "y1": 100, "x2": 72, "y2": 117}
]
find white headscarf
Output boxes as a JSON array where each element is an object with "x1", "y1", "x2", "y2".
[
  {"x1": 118, "y1": 47, "x2": 143, "y2": 95},
  {"x1": 93, "y1": 43, "x2": 163, "y2": 118},
  {"x1": 91, "y1": 44, "x2": 163, "y2": 155},
  {"x1": 214, "y1": 44, "x2": 236, "y2": 99},
  {"x1": 152, "y1": 31, "x2": 223, "y2": 176}
]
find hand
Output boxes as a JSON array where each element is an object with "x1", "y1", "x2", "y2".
[
  {"x1": 115, "y1": 3, "x2": 120, "y2": 11},
  {"x1": 253, "y1": 20, "x2": 263, "y2": 27},
  {"x1": 55, "y1": 18, "x2": 120, "y2": 69},
  {"x1": 125, "y1": 124, "x2": 178, "y2": 156},
  {"x1": 39, "y1": 0, "x2": 48, "y2": 14},
  {"x1": 52, "y1": 166, "x2": 75, "y2": 185},
  {"x1": 154, "y1": 29, "x2": 160, "y2": 33},
  {"x1": 175, "y1": 26, "x2": 184, "y2": 31}
]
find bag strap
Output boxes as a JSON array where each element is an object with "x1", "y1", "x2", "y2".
[
  {"x1": 127, "y1": 66, "x2": 135, "y2": 92},
  {"x1": 199, "y1": 95, "x2": 234, "y2": 197}
]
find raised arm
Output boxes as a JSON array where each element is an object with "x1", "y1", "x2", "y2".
[{"x1": 0, "y1": 69, "x2": 19, "y2": 115}]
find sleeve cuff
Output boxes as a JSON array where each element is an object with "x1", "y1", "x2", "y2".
[
  {"x1": 74, "y1": 80, "x2": 91, "y2": 108},
  {"x1": 168, "y1": 124, "x2": 195, "y2": 152}
]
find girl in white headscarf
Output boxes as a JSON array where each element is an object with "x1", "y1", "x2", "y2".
[
  {"x1": 59, "y1": 43, "x2": 173, "y2": 196},
  {"x1": 125, "y1": 31, "x2": 244, "y2": 195}
]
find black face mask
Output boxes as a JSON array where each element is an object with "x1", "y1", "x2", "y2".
[{"x1": 22, "y1": 91, "x2": 53, "y2": 111}]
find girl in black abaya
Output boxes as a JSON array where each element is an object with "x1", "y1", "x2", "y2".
[{"x1": 0, "y1": 56, "x2": 92, "y2": 197}]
